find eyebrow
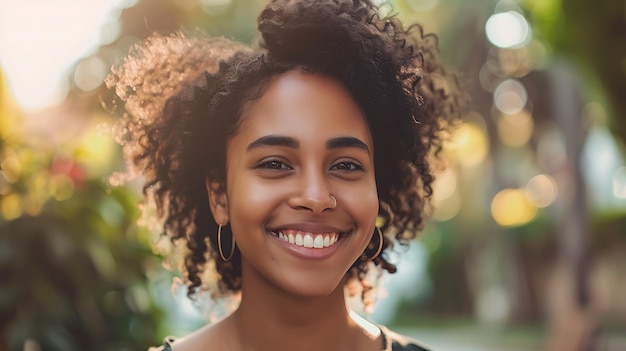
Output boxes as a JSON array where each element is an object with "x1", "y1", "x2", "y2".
[
  {"x1": 246, "y1": 134, "x2": 370, "y2": 154},
  {"x1": 327, "y1": 136, "x2": 370, "y2": 154},
  {"x1": 247, "y1": 135, "x2": 299, "y2": 151}
]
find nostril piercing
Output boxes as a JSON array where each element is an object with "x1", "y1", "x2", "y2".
[{"x1": 330, "y1": 195, "x2": 337, "y2": 209}]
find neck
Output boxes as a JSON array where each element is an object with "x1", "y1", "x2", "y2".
[{"x1": 230, "y1": 265, "x2": 357, "y2": 351}]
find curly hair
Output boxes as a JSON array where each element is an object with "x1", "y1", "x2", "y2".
[{"x1": 106, "y1": 0, "x2": 464, "y2": 303}]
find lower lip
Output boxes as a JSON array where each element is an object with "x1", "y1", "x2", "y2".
[{"x1": 269, "y1": 232, "x2": 345, "y2": 260}]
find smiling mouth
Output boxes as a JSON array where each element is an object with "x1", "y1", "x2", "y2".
[{"x1": 272, "y1": 229, "x2": 340, "y2": 249}]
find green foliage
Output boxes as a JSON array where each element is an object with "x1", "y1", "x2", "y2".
[
  {"x1": 0, "y1": 179, "x2": 164, "y2": 351},
  {"x1": 0, "y1": 75, "x2": 164, "y2": 349}
]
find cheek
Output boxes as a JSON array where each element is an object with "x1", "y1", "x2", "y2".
[
  {"x1": 226, "y1": 171, "x2": 282, "y2": 232},
  {"x1": 345, "y1": 180, "x2": 379, "y2": 225},
  {"x1": 233, "y1": 179, "x2": 274, "y2": 209}
]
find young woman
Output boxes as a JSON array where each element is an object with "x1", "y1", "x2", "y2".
[{"x1": 107, "y1": 0, "x2": 464, "y2": 350}]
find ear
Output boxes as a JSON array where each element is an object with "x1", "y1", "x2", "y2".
[{"x1": 205, "y1": 178, "x2": 229, "y2": 225}]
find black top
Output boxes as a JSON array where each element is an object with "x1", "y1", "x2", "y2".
[{"x1": 150, "y1": 325, "x2": 434, "y2": 351}]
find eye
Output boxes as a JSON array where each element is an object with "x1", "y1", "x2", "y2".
[
  {"x1": 331, "y1": 160, "x2": 364, "y2": 172},
  {"x1": 255, "y1": 159, "x2": 292, "y2": 170}
]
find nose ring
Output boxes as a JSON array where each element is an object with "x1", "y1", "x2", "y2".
[{"x1": 330, "y1": 195, "x2": 337, "y2": 209}]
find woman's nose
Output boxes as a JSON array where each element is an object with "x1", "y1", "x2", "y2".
[{"x1": 287, "y1": 172, "x2": 335, "y2": 213}]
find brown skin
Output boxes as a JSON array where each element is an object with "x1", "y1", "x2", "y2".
[{"x1": 175, "y1": 70, "x2": 383, "y2": 351}]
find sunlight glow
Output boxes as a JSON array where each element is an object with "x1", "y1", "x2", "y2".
[
  {"x1": 0, "y1": 0, "x2": 126, "y2": 112},
  {"x1": 485, "y1": 11, "x2": 531, "y2": 49}
]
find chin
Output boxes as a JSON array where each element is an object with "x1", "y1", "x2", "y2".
[{"x1": 278, "y1": 274, "x2": 346, "y2": 299}]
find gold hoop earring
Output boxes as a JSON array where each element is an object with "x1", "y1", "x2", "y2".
[
  {"x1": 361, "y1": 227, "x2": 383, "y2": 261},
  {"x1": 217, "y1": 223, "x2": 235, "y2": 261}
]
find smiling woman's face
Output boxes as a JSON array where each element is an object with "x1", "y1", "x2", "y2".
[{"x1": 208, "y1": 69, "x2": 379, "y2": 298}]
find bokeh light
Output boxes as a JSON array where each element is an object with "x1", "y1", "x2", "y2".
[
  {"x1": 74, "y1": 117, "x2": 119, "y2": 175},
  {"x1": 0, "y1": 192, "x2": 21, "y2": 220},
  {"x1": 74, "y1": 56, "x2": 109, "y2": 92},
  {"x1": 493, "y1": 79, "x2": 527, "y2": 114},
  {"x1": 525, "y1": 174, "x2": 558, "y2": 208},
  {"x1": 432, "y1": 167, "x2": 461, "y2": 221},
  {"x1": 446, "y1": 121, "x2": 489, "y2": 167},
  {"x1": 497, "y1": 109, "x2": 534, "y2": 147},
  {"x1": 433, "y1": 191, "x2": 462, "y2": 221},
  {"x1": 432, "y1": 166, "x2": 458, "y2": 202},
  {"x1": 491, "y1": 188, "x2": 537, "y2": 227},
  {"x1": 485, "y1": 11, "x2": 531, "y2": 49}
]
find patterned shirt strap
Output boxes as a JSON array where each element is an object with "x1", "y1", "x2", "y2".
[{"x1": 148, "y1": 337, "x2": 176, "y2": 351}]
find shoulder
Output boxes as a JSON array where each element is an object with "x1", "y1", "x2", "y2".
[
  {"x1": 380, "y1": 325, "x2": 437, "y2": 351},
  {"x1": 148, "y1": 317, "x2": 233, "y2": 351}
]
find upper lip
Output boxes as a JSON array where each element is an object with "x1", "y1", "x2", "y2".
[{"x1": 269, "y1": 222, "x2": 349, "y2": 234}]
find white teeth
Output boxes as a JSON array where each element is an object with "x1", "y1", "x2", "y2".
[
  {"x1": 303, "y1": 234, "x2": 314, "y2": 248},
  {"x1": 277, "y1": 231, "x2": 340, "y2": 249},
  {"x1": 313, "y1": 235, "x2": 324, "y2": 248}
]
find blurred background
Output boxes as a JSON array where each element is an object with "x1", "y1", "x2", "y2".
[{"x1": 0, "y1": 0, "x2": 625, "y2": 350}]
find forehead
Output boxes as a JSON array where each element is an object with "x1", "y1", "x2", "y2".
[{"x1": 234, "y1": 70, "x2": 373, "y2": 145}]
